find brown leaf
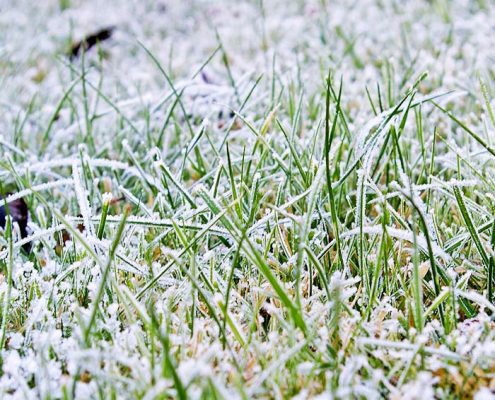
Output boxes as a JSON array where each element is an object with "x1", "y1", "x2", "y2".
[
  {"x1": 0, "y1": 195, "x2": 31, "y2": 251},
  {"x1": 70, "y1": 27, "x2": 115, "y2": 59}
]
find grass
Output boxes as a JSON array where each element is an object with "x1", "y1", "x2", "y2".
[{"x1": 1, "y1": 0, "x2": 495, "y2": 398}]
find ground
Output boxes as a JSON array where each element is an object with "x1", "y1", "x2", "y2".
[{"x1": 1, "y1": 0, "x2": 495, "y2": 398}]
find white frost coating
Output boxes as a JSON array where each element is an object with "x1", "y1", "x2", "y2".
[
  {"x1": 368, "y1": 178, "x2": 478, "y2": 204},
  {"x1": 72, "y1": 162, "x2": 94, "y2": 237},
  {"x1": 13, "y1": 157, "x2": 157, "y2": 186},
  {"x1": 192, "y1": 184, "x2": 207, "y2": 196},
  {"x1": 355, "y1": 168, "x2": 366, "y2": 232},
  {"x1": 118, "y1": 185, "x2": 153, "y2": 217},
  {"x1": 455, "y1": 290, "x2": 495, "y2": 313},
  {"x1": 0, "y1": 224, "x2": 67, "y2": 260},
  {"x1": 321, "y1": 225, "x2": 451, "y2": 262},
  {"x1": 398, "y1": 170, "x2": 439, "y2": 244},
  {"x1": 66, "y1": 215, "x2": 230, "y2": 237},
  {"x1": 102, "y1": 192, "x2": 114, "y2": 204},
  {"x1": 2, "y1": 179, "x2": 74, "y2": 204},
  {"x1": 357, "y1": 337, "x2": 464, "y2": 360},
  {"x1": 1, "y1": 0, "x2": 495, "y2": 397}
]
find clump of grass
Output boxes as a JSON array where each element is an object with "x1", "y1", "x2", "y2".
[{"x1": 1, "y1": 0, "x2": 495, "y2": 398}]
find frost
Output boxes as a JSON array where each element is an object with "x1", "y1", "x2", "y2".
[{"x1": 1, "y1": 0, "x2": 495, "y2": 398}]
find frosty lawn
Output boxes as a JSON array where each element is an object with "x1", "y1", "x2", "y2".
[{"x1": 1, "y1": 0, "x2": 495, "y2": 398}]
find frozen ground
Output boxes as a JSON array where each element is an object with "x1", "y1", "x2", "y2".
[{"x1": 1, "y1": 0, "x2": 495, "y2": 398}]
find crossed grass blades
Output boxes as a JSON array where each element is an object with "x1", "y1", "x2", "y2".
[{"x1": 2, "y1": 3, "x2": 495, "y2": 398}]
